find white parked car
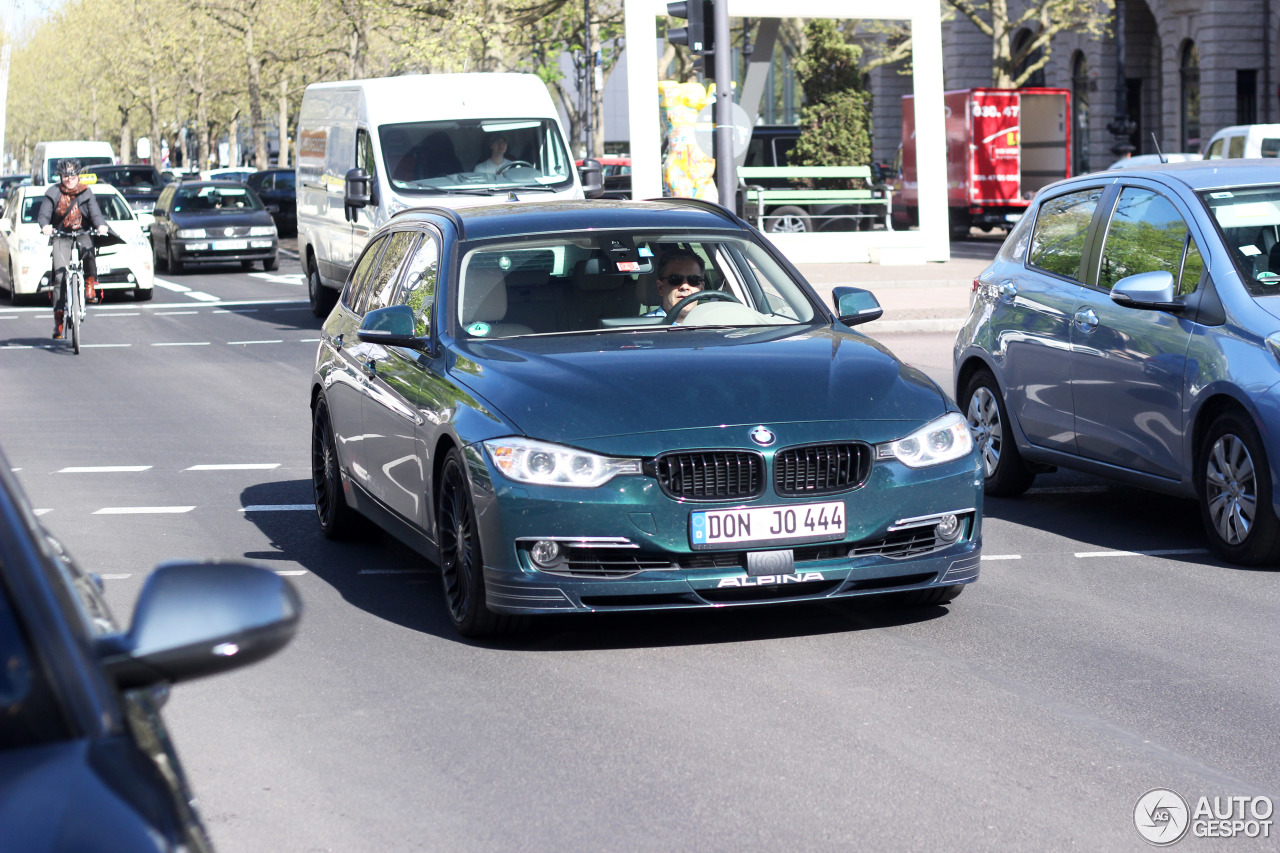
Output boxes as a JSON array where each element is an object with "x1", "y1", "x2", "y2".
[
  {"x1": 1106, "y1": 152, "x2": 1203, "y2": 170},
  {"x1": 0, "y1": 182, "x2": 155, "y2": 304}
]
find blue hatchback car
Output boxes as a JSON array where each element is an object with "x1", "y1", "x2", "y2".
[
  {"x1": 956, "y1": 159, "x2": 1280, "y2": 565},
  {"x1": 311, "y1": 199, "x2": 983, "y2": 637}
]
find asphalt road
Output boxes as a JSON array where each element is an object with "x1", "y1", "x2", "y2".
[{"x1": 1, "y1": 252, "x2": 1278, "y2": 852}]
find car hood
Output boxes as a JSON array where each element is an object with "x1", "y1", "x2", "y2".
[
  {"x1": 447, "y1": 325, "x2": 949, "y2": 444},
  {"x1": 171, "y1": 210, "x2": 274, "y2": 227}
]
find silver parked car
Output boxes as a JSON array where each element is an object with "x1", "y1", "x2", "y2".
[{"x1": 955, "y1": 159, "x2": 1280, "y2": 565}]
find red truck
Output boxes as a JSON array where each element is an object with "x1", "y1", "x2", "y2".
[{"x1": 892, "y1": 87, "x2": 1071, "y2": 237}]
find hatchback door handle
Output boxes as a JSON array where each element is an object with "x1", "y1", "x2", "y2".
[
  {"x1": 1073, "y1": 308, "x2": 1099, "y2": 333},
  {"x1": 999, "y1": 281, "x2": 1018, "y2": 303}
]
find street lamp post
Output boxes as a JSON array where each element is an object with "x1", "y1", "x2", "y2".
[{"x1": 1106, "y1": 0, "x2": 1136, "y2": 156}]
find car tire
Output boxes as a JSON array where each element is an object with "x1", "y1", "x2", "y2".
[
  {"x1": 241, "y1": 260, "x2": 255, "y2": 271},
  {"x1": 311, "y1": 398, "x2": 364, "y2": 540},
  {"x1": 133, "y1": 286, "x2": 153, "y2": 302},
  {"x1": 1197, "y1": 412, "x2": 1280, "y2": 565},
  {"x1": 262, "y1": 255, "x2": 278, "y2": 272},
  {"x1": 767, "y1": 206, "x2": 811, "y2": 233},
  {"x1": 887, "y1": 584, "x2": 965, "y2": 607},
  {"x1": 307, "y1": 259, "x2": 336, "y2": 318},
  {"x1": 437, "y1": 448, "x2": 519, "y2": 638},
  {"x1": 167, "y1": 241, "x2": 184, "y2": 274},
  {"x1": 153, "y1": 238, "x2": 167, "y2": 272},
  {"x1": 949, "y1": 213, "x2": 972, "y2": 240},
  {"x1": 964, "y1": 369, "x2": 1036, "y2": 497}
]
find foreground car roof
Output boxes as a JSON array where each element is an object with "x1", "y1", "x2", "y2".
[
  {"x1": 392, "y1": 198, "x2": 743, "y2": 241},
  {"x1": 1095, "y1": 158, "x2": 1280, "y2": 190}
]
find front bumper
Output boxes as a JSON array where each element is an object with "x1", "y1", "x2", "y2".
[
  {"x1": 470, "y1": 449, "x2": 983, "y2": 615},
  {"x1": 173, "y1": 238, "x2": 277, "y2": 265}
]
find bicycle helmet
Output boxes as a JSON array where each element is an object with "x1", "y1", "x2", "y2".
[{"x1": 57, "y1": 159, "x2": 81, "y2": 178}]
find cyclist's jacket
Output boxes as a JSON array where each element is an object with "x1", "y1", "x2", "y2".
[{"x1": 36, "y1": 183, "x2": 105, "y2": 233}]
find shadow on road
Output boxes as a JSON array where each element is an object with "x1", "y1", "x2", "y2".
[{"x1": 238, "y1": 479, "x2": 959, "y2": 649}]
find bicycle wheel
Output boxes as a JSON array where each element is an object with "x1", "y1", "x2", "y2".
[{"x1": 69, "y1": 272, "x2": 82, "y2": 354}]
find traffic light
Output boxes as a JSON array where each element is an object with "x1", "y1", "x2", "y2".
[{"x1": 667, "y1": 0, "x2": 714, "y2": 56}]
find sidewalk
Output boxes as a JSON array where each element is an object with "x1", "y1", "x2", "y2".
[{"x1": 795, "y1": 237, "x2": 1000, "y2": 334}]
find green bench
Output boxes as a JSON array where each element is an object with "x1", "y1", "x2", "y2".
[{"x1": 737, "y1": 166, "x2": 893, "y2": 233}]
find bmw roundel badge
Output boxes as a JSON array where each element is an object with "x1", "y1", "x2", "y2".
[{"x1": 750, "y1": 426, "x2": 776, "y2": 446}]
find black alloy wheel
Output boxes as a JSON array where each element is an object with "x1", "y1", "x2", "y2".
[
  {"x1": 437, "y1": 448, "x2": 514, "y2": 638},
  {"x1": 964, "y1": 369, "x2": 1035, "y2": 497},
  {"x1": 311, "y1": 398, "x2": 362, "y2": 539},
  {"x1": 1198, "y1": 412, "x2": 1280, "y2": 565}
]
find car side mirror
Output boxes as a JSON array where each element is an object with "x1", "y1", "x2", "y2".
[
  {"x1": 97, "y1": 562, "x2": 301, "y2": 689},
  {"x1": 344, "y1": 168, "x2": 374, "y2": 221},
  {"x1": 579, "y1": 158, "x2": 605, "y2": 199},
  {"x1": 1111, "y1": 270, "x2": 1179, "y2": 310},
  {"x1": 357, "y1": 304, "x2": 429, "y2": 350},
  {"x1": 832, "y1": 286, "x2": 884, "y2": 326}
]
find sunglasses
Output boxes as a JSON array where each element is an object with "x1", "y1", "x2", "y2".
[{"x1": 661, "y1": 274, "x2": 705, "y2": 287}]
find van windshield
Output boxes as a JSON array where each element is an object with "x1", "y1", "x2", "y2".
[
  {"x1": 379, "y1": 119, "x2": 573, "y2": 195},
  {"x1": 46, "y1": 156, "x2": 113, "y2": 183}
]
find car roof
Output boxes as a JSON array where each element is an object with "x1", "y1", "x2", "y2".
[
  {"x1": 175, "y1": 180, "x2": 252, "y2": 188},
  {"x1": 391, "y1": 198, "x2": 742, "y2": 241},
  {"x1": 1080, "y1": 158, "x2": 1280, "y2": 191}
]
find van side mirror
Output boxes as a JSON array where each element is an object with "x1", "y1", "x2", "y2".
[
  {"x1": 579, "y1": 158, "x2": 604, "y2": 199},
  {"x1": 344, "y1": 168, "x2": 374, "y2": 221}
]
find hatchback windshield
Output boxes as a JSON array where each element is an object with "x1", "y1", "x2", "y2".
[
  {"x1": 90, "y1": 167, "x2": 163, "y2": 189},
  {"x1": 379, "y1": 118, "x2": 573, "y2": 195},
  {"x1": 173, "y1": 186, "x2": 263, "y2": 213},
  {"x1": 1199, "y1": 185, "x2": 1280, "y2": 295},
  {"x1": 454, "y1": 232, "x2": 818, "y2": 338}
]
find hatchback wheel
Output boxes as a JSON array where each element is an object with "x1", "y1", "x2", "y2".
[
  {"x1": 964, "y1": 369, "x2": 1035, "y2": 496},
  {"x1": 311, "y1": 398, "x2": 362, "y2": 539},
  {"x1": 1199, "y1": 412, "x2": 1280, "y2": 565},
  {"x1": 437, "y1": 449, "x2": 517, "y2": 638}
]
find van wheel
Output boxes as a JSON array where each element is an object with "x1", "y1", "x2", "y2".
[
  {"x1": 308, "y1": 260, "x2": 336, "y2": 318},
  {"x1": 964, "y1": 369, "x2": 1035, "y2": 496},
  {"x1": 767, "y1": 206, "x2": 811, "y2": 233}
]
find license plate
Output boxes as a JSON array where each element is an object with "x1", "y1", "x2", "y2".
[
  {"x1": 1005, "y1": 213, "x2": 1023, "y2": 223},
  {"x1": 690, "y1": 501, "x2": 846, "y2": 550},
  {"x1": 96, "y1": 262, "x2": 111, "y2": 274},
  {"x1": 212, "y1": 239, "x2": 248, "y2": 250}
]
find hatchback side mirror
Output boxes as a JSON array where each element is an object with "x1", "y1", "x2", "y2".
[
  {"x1": 1111, "y1": 270, "x2": 1180, "y2": 310},
  {"x1": 98, "y1": 562, "x2": 301, "y2": 689},
  {"x1": 579, "y1": 158, "x2": 605, "y2": 199},
  {"x1": 832, "y1": 286, "x2": 884, "y2": 326}
]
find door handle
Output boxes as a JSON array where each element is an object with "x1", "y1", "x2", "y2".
[
  {"x1": 998, "y1": 281, "x2": 1018, "y2": 303},
  {"x1": 1073, "y1": 308, "x2": 1099, "y2": 333}
]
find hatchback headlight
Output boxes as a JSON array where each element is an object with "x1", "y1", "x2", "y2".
[
  {"x1": 484, "y1": 437, "x2": 641, "y2": 487},
  {"x1": 176, "y1": 228, "x2": 206, "y2": 238},
  {"x1": 877, "y1": 411, "x2": 974, "y2": 468},
  {"x1": 249, "y1": 226, "x2": 276, "y2": 237}
]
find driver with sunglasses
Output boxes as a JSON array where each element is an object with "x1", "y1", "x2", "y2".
[{"x1": 646, "y1": 250, "x2": 707, "y2": 323}]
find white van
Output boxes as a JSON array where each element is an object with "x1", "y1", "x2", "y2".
[
  {"x1": 32, "y1": 140, "x2": 117, "y2": 186},
  {"x1": 296, "y1": 73, "x2": 599, "y2": 317},
  {"x1": 1202, "y1": 124, "x2": 1280, "y2": 159}
]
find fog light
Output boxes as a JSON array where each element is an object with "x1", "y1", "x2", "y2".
[
  {"x1": 529, "y1": 539, "x2": 560, "y2": 567},
  {"x1": 935, "y1": 514, "x2": 961, "y2": 541}
]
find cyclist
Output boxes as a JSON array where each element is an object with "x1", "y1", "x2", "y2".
[{"x1": 38, "y1": 159, "x2": 109, "y2": 339}]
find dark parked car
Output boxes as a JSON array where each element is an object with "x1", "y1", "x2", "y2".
[
  {"x1": 956, "y1": 159, "x2": 1280, "y2": 565},
  {"x1": 311, "y1": 198, "x2": 983, "y2": 638},
  {"x1": 149, "y1": 180, "x2": 278, "y2": 273},
  {"x1": 85, "y1": 164, "x2": 166, "y2": 223},
  {"x1": 245, "y1": 168, "x2": 297, "y2": 235},
  {"x1": 0, "y1": 444, "x2": 301, "y2": 851}
]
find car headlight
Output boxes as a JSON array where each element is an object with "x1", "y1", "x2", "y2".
[
  {"x1": 249, "y1": 226, "x2": 276, "y2": 236},
  {"x1": 483, "y1": 437, "x2": 641, "y2": 487},
  {"x1": 877, "y1": 411, "x2": 974, "y2": 468},
  {"x1": 131, "y1": 236, "x2": 149, "y2": 250},
  {"x1": 176, "y1": 228, "x2": 206, "y2": 238}
]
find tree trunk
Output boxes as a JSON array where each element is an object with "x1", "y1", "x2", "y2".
[
  {"x1": 229, "y1": 114, "x2": 239, "y2": 167},
  {"x1": 119, "y1": 110, "x2": 132, "y2": 168},
  {"x1": 243, "y1": 21, "x2": 269, "y2": 171},
  {"x1": 149, "y1": 80, "x2": 163, "y2": 169},
  {"x1": 278, "y1": 76, "x2": 289, "y2": 168}
]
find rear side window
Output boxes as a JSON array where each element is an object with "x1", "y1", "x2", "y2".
[
  {"x1": 1262, "y1": 139, "x2": 1280, "y2": 158},
  {"x1": 1098, "y1": 187, "x2": 1193, "y2": 291},
  {"x1": 1229, "y1": 136, "x2": 1246, "y2": 158},
  {"x1": 1028, "y1": 188, "x2": 1102, "y2": 280}
]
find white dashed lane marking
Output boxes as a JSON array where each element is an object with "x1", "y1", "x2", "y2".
[
  {"x1": 981, "y1": 554, "x2": 1022, "y2": 561},
  {"x1": 82, "y1": 343, "x2": 132, "y2": 348},
  {"x1": 241, "y1": 504, "x2": 314, "y2": 512},
  {"x1": 93, "y1": 506, "x2": 196, "y2": 515},
  {"x1": 186, "y1": 463, "x2": 281, "y2": 471},
  {"x1": 1075, "y1": 548, "x2": 1210, "y2": 558},
  {"x1": 228, "y1": 339, "x2": 284, "y2": 345},
  {"x1": 152, "y1": 341, "x2": 211, "y2": 347},
  {"x1": 59, "y1": 466, "x2": 152, "y2": 473}
]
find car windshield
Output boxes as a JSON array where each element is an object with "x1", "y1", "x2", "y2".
[
  {"x1": 454, "y1": 232, "x2": 819, "y2": 338},
  {"x1": 379, "y1": 118, "x2": 573, "y2": 195},
  {"x1": 90, "y1": 167, "x2": 162, "y2": 189},
  {"x1": 173, "y1": 186, "x2": 263, "y2": 213},
  {"x1": 1199, "y1": 185, "x2": 1280, "y2": 295}
]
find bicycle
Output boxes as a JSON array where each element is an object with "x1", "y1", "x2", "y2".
[{"x1": 45, "y1": 228, "x2": 94, "y2": 354}]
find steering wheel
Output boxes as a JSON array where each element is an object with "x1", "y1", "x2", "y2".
[
  {"x1": 497, "y1": 160, "x2": 536, "y2": 175},
  {"x1": 663, "y1": 290, "x2": 739, "y2": 324}
]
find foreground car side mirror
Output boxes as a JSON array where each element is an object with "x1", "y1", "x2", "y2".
[
  {"x1": 1110, "y1": 270, "x2": 1180, "y2": 310},
  {"x1": 832, "y1": 286, "x2": 884, "y2": 326},
  {"x1": 98, "y1": 562, "x2": 301, "y2": 689},
  {"x1": 579, "y1": 158, "x2": 605, "y2": 199},
  {"x1": 357, "y1": 304, "x2": 429, "y2": 350}
]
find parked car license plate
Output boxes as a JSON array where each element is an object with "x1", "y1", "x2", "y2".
[
  {"x1": 212, "y1": 239, "x2": 248, "y2": 250},
  {"x1": 690, "y1": 501, "x2": 846, "y2": 550}
]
